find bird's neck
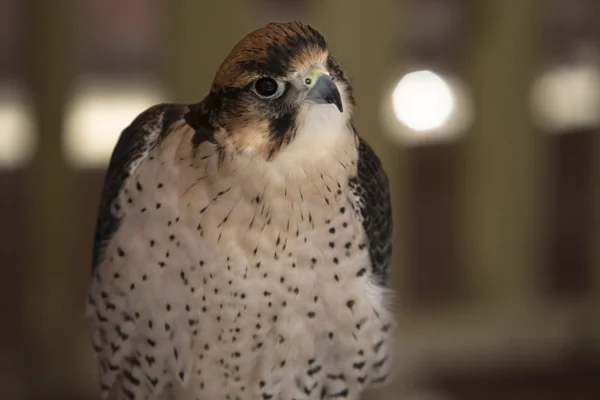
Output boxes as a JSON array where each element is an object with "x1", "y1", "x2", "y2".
[
  {"x1": 176, "y1": 115, "x2": 358, "y2": 222},
  {"x1": 231, "y1": 116, "x2": 357, "y2": 189}
]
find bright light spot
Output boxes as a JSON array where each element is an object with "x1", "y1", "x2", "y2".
[
  {"x1": 382, "y1": 69, "x2": 472, "y2": 146},
  {"x1": 531, "y1": 61, "x2": 600, "y2": 132},
  {"x1": 391, "y1": 70, "x2": 454, "y2": 131},
  {"x1": 64, "y1": 77, "x2": 165, "y2": 168},
  {"x1": 0, "y1": 85, "x2": 36, "y2": 169}
]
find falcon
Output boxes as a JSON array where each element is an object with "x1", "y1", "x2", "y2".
[{"x1": 87, "y1": 21, "x2": 394, "y2": 400}]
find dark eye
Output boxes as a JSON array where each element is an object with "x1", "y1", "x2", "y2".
[{"x1": 253, "y1": 77, "x2": 280, "y2": 98}]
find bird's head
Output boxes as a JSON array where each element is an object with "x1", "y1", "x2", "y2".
[{"x1": 185, "y1": 21, "x2": 355, "y2": 160}]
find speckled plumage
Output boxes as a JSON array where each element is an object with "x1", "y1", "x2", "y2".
[{"x1": 87, "y1": 22, "x2": 394, "y2": 400}]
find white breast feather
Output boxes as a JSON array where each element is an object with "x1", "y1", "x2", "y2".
[{"x1": 87, "y1": 105, "x2": 394, "y2": 400}]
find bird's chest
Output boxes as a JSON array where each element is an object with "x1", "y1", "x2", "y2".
[
  {"x1": 172, "y1": 177, "x2": 388, "y2": 399},
  {"x1": 184, "y1": 177, "x2": 374, "y2": 330}
]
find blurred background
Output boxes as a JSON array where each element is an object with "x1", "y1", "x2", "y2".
[{"x1": 1, "y1": 0, "x2": 599, "y2": 399}]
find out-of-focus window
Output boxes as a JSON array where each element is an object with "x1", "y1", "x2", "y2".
[
  {"x1": 64, "y1": 0, "x2": 170, "y2": 324},
  {"x1": 531, "y1": 0, "x2": 599, "y2": 299},
  {"x1": 0, "y1": 85, "x2": 35, "y2": 169},
  {"x1": 61, "y1": 4, "x2": 170, "y2": 392},
  {"x1": 63, "y1": 0, "x2": 166, "y2": 168},
  {"x1": 0, "y1": 0, "x2": 29, "y2": 397},
  {"x1": 64, "y1": 77, "x2": 163, "y2": 168},
  {"x1": 381, "y1": 0, "x2": 473, "y2": 309},
  {"x1": 0, "y1": 0, "x2": 35, "y2": 169}
]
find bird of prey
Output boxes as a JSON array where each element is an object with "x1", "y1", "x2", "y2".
[{"x1": 87, "y1": 21, "x2": 394, "y2": 400}]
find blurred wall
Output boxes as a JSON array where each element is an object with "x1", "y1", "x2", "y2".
[{"x1": 0, "y1": 1, "x2": 599, "y2": 399}]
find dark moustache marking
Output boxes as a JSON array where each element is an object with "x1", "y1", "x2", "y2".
[
  {"x1": 267, "y1": 111, "x2": 297, "y2": 160},
  {"x1": 270, "y1": 112, "x2": 294, "y2": 139}
]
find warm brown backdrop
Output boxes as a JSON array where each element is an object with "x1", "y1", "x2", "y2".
[{"x1": 1, "y1": 1, "x2": 599, "y2": 399}]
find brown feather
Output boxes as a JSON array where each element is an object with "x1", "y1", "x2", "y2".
[
  {"x1": 184, "y1": 21, "x2": 348, "y2": 160},
  {"x1": 213, "y1": 21, "x2": 328, "y2": 89}
]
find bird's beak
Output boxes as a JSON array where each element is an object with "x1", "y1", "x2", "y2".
[{"x1": 303, "y1": 69, "x2": 343, "y2": 113}]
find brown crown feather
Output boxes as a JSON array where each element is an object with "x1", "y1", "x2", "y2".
[{"x1": 212, "y1": 21, "x2": 329, "y2": 90}]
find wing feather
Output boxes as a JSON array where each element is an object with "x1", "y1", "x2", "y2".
[
  {"x1": 89, "y1": 103, "x2": 187, "y2": 399},
  {"x1": 349, "y1": 135, "x2": 392, "y2": 286},
  {"x1": 92, "y1": 104, "x2": 186, "y2": 270}
]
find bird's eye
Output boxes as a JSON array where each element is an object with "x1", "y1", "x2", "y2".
[{"x1": 252, "y1": 77, "x2": 282, "y2": 98}]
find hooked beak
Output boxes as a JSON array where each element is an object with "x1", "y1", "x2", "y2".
[{"x1": 302, "y1": 69, "x2": 343, "y2": 112}]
